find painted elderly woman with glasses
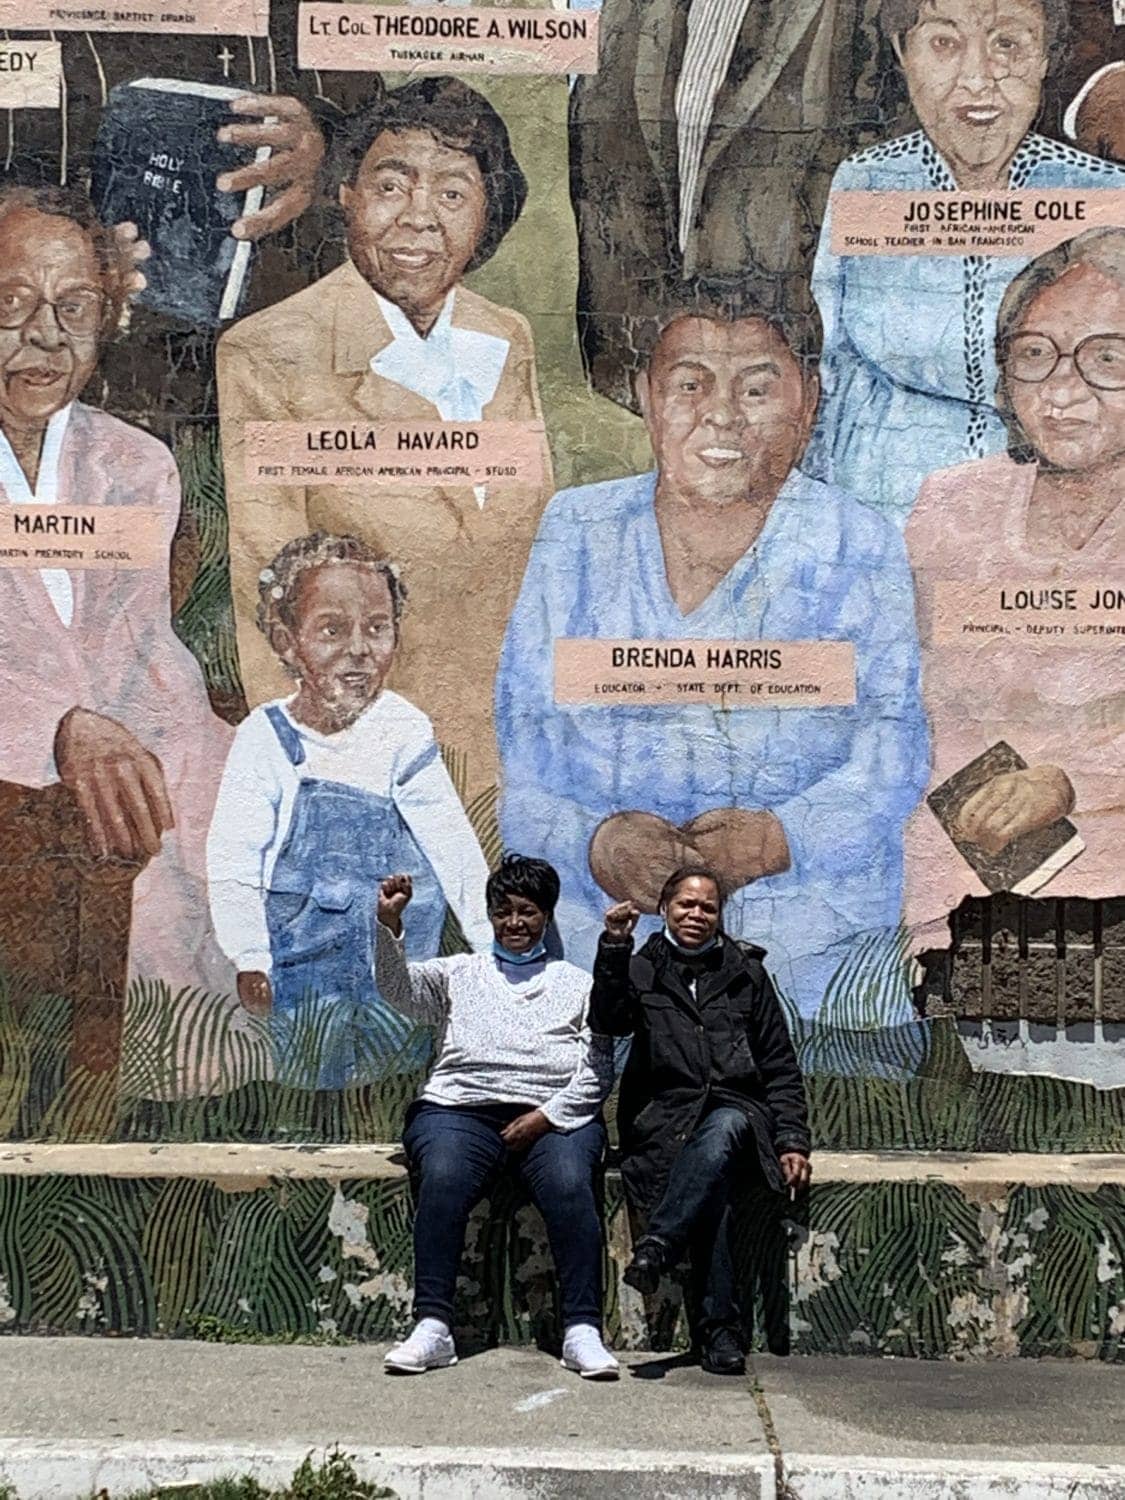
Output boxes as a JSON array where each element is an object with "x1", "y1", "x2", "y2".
[
  {"x1": 810, "y1": 0, "x2": 1125, "y2": 526},
  {"x1": 0, "y1": 185, "x2": 233, "y2": 996},
  {"x1": 904, "y1": 227, "x2": 1125, "y2": 947}
]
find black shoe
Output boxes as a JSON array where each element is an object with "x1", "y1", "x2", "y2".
[
  {"x1": 623, "y1": 1236, "x2": 669, "y2": 1296},
  {"x1": 701, "y1": 1328, "x2": 746, "y2": 1376}
]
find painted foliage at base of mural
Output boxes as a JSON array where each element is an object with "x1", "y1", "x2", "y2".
[
  {"x1": 1, "y1": 1169, "x2": 1123, "y2": 1361},
  {"x1": 0, "y1": 0, "x2": 1122, "y2": 1155}
]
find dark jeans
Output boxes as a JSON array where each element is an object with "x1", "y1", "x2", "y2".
[
  {"x1": 403, "y1": 1101, "x2": 607, "y2": 1331},
  {"x1": 645, "y1": 1105, "x2": 760, "y2": 1340}
]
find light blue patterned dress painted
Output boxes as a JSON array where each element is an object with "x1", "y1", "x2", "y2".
[{"x1": 808, "y1": 131, "x2": 1125, "y2": 526}]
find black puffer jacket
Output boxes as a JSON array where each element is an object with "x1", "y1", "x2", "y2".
[{"x1": 592, "y1": 931, "x2": 811, "y2": 1212}]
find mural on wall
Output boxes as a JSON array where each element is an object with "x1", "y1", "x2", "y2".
[
  {"x1": 0, "y1": 0, "x2": 1122, "y2": 1137},
  {"x1": 206, "y1": 530, "x2": 493, "y2": 1090},
  {"x1": 2, "y1": 1165, "x2": 1124, "y2": 1362}
]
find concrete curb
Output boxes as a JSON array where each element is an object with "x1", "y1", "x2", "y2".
[
  {"x1": 781, "y1": 1455, "x2": 1125, "y2": 1497},
  {"x1": 4, "y1": 1440, "x2": 1125, "y2": 1499},
  {"x1": 0, "y1": 1440, "x2": 775, "y2": 1500}
]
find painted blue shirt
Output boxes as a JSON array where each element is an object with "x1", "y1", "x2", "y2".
[
  {"x1": 809, "y1": 131, "x2": 1125, "y2": 526},
  {"x1": 495, "y1": 468, "x2": 930, "y2": 1018}
]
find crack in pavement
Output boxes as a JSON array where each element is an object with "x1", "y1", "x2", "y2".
[{"x1": 750, "y1": 1364, "x2": 797, "y2": 1500}]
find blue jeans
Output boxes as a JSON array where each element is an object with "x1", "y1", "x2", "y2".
[
  {"x1": 645, "y1": 1105, "x2": 760, "y2": 1339},
  {"x1": 403, "y1": 1101, "x2": 607, "y2": 1330}
]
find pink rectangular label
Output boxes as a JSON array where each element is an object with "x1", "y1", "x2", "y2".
[
  {"x1": 553, "y1": 640, "x2": 857, "y2": 708},
  {"x1": 244, "y1": 420, "x2": 545, "y2": 488},
  {"x1": 0, "y1": 506, "x2": 165, "y2": 569},
  {"x1": 0, "y1": 43, "x2": 61, "y2": 108},
  {"x1": 932, "y1": 580, "x2": 1125, "y2": 645},
  {"x1": 0, "y1": 0, "x2": 268, "y2": 33},
  {"x1": 298, "y1": 3, "x2": 598, "y2": 74},
  {"x1": 830, "y1": 189, "x2": 1125, "y2": 257}
]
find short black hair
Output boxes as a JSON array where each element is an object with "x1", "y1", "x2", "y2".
[
  {"x1": 658, "y1": 865, "x2": 725, "y2": 911},
  {"x1": 330, "y1": 76, "x2": 527, "y2": 274},
  {"x1": 486, "y1": 852, "x2": 561, "y2": 917},
  {"x1": 639, "y1": 275, "x2": 824, "y2": 372}
]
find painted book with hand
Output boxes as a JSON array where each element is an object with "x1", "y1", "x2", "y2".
[
  {"x1": 926, "y1": 740, "x2": 1085, "y2": 897},
  {"x1": 90, "y1": 78, "x2": 271, "y2": 328}
]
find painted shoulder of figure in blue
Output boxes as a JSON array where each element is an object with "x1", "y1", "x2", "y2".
[
  {"x1": 506, "y1": 470, "x2": 658, "y2": 635},
  {"x1": 525, "y1": 470, "x2": 655, "y2": 555},
  {"x1": 825, "y1": 128, "x2": 942, "y2": 191},
  {"x1": 781, "y1": 468, "x2": 906, "y2": 569},
  {"x1": 1011, "y1": 132, "x2": 1125, "y2": 188},
  {"x1": 822, "y1": 127, "x2": 1125, "y2": 192}
]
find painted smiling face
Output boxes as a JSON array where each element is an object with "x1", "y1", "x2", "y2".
[
  {"x1": 341, "y1": 127, "x2": 488, "y2": 334},
  {"x1": 1006, "y1": 263, "x2": 1125, "y2": 474},
  {"x1": 0, "y1": 208, "x2": 105, "y2": 437},
  {"x1": 277, "y1": 563, "x2": 398, "y2": 733},
  {"x1": 638, "y1": 315, "x2": 819, "y2": 507},
  {"x1": 896, "y1": 0, "x2": 1048, "y2": 186}
]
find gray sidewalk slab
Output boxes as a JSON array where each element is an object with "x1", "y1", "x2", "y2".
[
  {"x1": 1, "y1": 1339, "x2": 762, "y2": 1452},
  {"x1": 2, "y1": 1340, "x2": 1125, "y2": 1499},
  {"x1": 0, "y1": 1339, "x2": 771, "y2": 1499},
  {"x1": 751, "y1": 1353, "x2": 1125, "y2": 1469}
]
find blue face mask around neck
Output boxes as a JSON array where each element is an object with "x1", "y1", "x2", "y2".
[
  {"x1": 492, "y1": 938, "x2": 547, "y2": 966},
  {"x1": 662, "y1": 924, "x2": 719, "y2": 956}
]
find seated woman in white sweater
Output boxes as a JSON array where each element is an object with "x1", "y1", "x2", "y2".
[{"x1": 376, "y1": 853, "x2": 618, "y2": 1380}]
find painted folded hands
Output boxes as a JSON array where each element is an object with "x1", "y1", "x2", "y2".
[{"x1": 589, "y1": 807, "x2": 792, "y2": 911}]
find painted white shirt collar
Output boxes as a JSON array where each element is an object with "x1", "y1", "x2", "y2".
[
  {"x1": 369, "y1": 287, "x2": 510, "y2": 423},
  {"x1": 0, "y1": 402, "x2": 75, "y2": 627}
]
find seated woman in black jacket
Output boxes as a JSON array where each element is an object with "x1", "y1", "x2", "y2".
[{"x1": 593, "y1": 865, "x2": 812, "y2": 1375}]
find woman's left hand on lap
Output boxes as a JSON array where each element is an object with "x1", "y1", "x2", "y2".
[{"x1": 501, "y1": 1108, "x2": 553, "y2": 1152}]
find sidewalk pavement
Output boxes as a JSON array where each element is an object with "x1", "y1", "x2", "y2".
[{"x1": 0, "y1": 1339, "x2": 1122, "y2": 1499}]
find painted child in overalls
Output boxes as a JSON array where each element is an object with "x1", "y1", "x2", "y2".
[
  {"x1": 261, "y1": 703, "x2": 450, "y2": 1089},
  {"x1": 207, "y1": 533, "x2": 493, "y2": 1090}
]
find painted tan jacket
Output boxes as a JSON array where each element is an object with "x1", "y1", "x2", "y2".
[{"x1": 217, "y1": 258, "x2": 553, "y2": 805}]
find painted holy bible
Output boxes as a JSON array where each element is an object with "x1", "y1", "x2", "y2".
[
  {"x1": 927, "y1": 740, "x2": 1085, "y2": 897},
  {"x1": 91, "y1": 77, "x2": 273, "y2": 328}
]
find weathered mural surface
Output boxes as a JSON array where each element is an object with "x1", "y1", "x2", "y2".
[{"x1": 0, "y1": 0, "x2": 1123, "y2": 1181}]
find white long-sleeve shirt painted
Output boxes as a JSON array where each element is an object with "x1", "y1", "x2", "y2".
[
  {"x1": 375, "y1": 924, "x2": 615, "y2": 1132},
  {"x1": 206, "y1": 691, "x2": 492, "y2": 976}
]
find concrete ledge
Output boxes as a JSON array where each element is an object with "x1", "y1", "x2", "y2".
[
  {"x1": 4, "y1": 1442, "x2": 1125, "y2": 1500},
  {"x1": 0, "y1": 1441, "x2": 775, "y2": 1500},
  {"x1": 781, "y1": 1457, "x2": 1125, "y2": 1498},
  {"x1": 2, "y1": 1142, "x2": 1124, "y2": 1186}
]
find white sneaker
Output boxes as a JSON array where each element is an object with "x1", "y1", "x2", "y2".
[
  {"x1": 560, "y1": 1323, "x2": 620, "y2": 1380},
  {"x1": 384, "y1": 1318, "x2": 458, "y2": 1374}
]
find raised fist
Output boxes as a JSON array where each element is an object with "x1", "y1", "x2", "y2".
[
  {"x1": 377, "y1": 873, "x2": 414, "y2": 935},
  {"x1": 603, "y1": 900, "x2": 640, "y2": 944}
]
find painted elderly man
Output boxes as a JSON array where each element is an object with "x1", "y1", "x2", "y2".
[
  {"x1": 0, "y1": 186, "x2": 233, "y2": 996},
  {"x1": 218, "y1": 77, "x2": 553, "y2": 803},
  {"x1": 496, "y1": 283, "x2": 929, "y2": 1017}
]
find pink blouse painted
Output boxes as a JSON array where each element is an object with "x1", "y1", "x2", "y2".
[
  {"x1": 0, "y1": 400, "x2": 233, "y2": 994},
  {"x1": 903, "y1": 452, "x2": 1125, "y2": 943}
]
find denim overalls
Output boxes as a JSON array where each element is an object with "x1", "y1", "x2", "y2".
[{"x1": 263, "y1": 706, "x2": 444, "y2": 1090}]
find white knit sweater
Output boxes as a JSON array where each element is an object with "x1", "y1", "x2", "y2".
[{"x1": 375, "y1": 924, "x2": 614, "y2": 1131}]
